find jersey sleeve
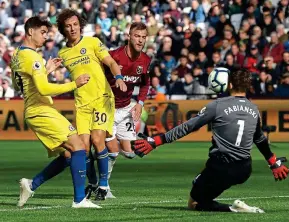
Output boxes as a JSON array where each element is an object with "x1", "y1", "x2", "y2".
[
  {"x1": 164, "y1": 100, "x2": 217, "y2": 143},
  {"x1": 253, "y1": 112, "x2": 273, "y2": 160},
  {"x1": 253, "y1": 113, "x2": 267, "y2": 144},
  {"x1": 93, "y1": 37, "x2": 110, "y2": 61}
]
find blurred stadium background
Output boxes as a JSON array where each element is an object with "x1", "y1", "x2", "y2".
[{"x1": 1, "y1": 0, "x2": 289, "y2": 221}]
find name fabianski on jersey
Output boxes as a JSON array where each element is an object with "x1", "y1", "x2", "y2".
[{"x1": 224, "y1": 105, "x2": 258, "y2": 119}]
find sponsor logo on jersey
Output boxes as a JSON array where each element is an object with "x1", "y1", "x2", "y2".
[
  {"x1": 69, "y1": 125, "x2": 75, "y2": 131},
  {"x1": 80, "y1": 48, "x2": 86, "y2": 54},
  {"x1": 123, "y1": 75, "x2": 140, "y2": 83},
  {"x1": 32, "y1": 61, "x2": 41, "y2": 70},
  {"x1": 136, "y1": 66, "x2": 143, "y2": 75},
  {"x1": 69, "y1": 56, "x2": 90, "y2": 67}
]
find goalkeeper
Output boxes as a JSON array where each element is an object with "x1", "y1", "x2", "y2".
[{"x1": 131, "y1": 68, "x2": 288, "y2": 213}]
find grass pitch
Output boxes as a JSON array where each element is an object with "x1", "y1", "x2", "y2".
[{"x1": 0, "y1": 141, "x2": 289, "y2": 221}]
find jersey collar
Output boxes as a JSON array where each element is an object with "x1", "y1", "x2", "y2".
[
  {"x1": 66, "y1": 36, "x2": 83, "y2": 48},
  {"x1": 19, "y1": 46, "x2": 36, "y2": 51}
]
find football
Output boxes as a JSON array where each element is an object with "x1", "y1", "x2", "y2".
[{"x1": 208, "y1": 67, "x2": 230, "y2": 93}]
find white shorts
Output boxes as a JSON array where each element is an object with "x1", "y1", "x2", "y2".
[{"x1": 105, "y1": 103, "x2": 136, "y2": 142}]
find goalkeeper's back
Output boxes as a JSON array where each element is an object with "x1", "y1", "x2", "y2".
[{"x1": 208, "y1": 96, "x2": 264, "y2": 161}]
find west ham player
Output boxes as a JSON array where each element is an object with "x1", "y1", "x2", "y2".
[
  {"x1": 86, "y1": 22, "x2": 151, "y2": 199},
  {"x1": 131, "y1": 69, "x2": 289, "y2": 213}
]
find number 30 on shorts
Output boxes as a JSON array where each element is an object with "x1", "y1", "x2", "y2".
[{"x1": 94, "y1": 111, "x2": 107, "y2": 123}]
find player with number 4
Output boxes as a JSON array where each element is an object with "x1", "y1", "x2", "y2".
[{"x1": 131, "y1": 68, "x2": 289, "y2": 213}]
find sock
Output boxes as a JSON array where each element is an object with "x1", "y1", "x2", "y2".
[
  {"x1": 96, "y1": 147, "x2": 109, "y2": 188},
  {"x1": 31, "y1": 156, "x2": 70, "y2": 191},
  {"x1": 195, "y1": 201, "x2": 232, "y2": 212},
  {"x1": 120, "y1": 150, "x2": 136, "y2": 159},
  {"x1": 108, "y1": 152, "x2": 119, "y2": 180},
  {"x1": 70, "y1": 150, "x2": 86, "y2": 203},
  {"x1": 86, "y1": 150, "x2": 98, "y2": 185}
]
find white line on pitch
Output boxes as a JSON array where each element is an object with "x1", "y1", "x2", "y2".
[{"x1": 1, "y1": 195, "x2": 289, "y2": 212}]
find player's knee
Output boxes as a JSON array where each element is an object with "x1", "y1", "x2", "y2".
[
  {"x1": 72, "y1": 138, "x2": 85, "y2": 152},
  {"x1": 188, "y1": 197, "x2": 198, "y2": 210},
  {"x1": 91, "y1": 136, "x2": 105, "y2": 150}
]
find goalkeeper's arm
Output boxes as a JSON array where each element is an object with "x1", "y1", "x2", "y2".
[{"x1": 254, "y1": 115, "x2": 288, "y2": 181}]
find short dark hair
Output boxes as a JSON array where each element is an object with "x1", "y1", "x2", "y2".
[
  {"x1": 24, "y1": 16, "x2": 51, "y2": 34},
  {"x1": 56, "y1": 9, "x2": 87, "y2": 38},
  {"x1": 229, "y1": 68, "x2": 251, "y2": 93},
  {"x1": 129, "y1": 22, "x2": 147, "y2": 34}
]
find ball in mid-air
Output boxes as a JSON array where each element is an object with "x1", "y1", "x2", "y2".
[{"x1": 208, "y1": 67, "x2": 230, "y2": 93}]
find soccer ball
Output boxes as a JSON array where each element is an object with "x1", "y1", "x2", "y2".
[{"x1": 208, "y1": 67, "x2": 230, "y2": 93}]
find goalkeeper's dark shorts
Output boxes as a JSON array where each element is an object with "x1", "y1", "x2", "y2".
[{"x1": 190, "y1": 154, "x2": 252, "y2": 204}]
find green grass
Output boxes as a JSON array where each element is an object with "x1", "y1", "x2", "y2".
[{"x1": 0, "y1": 141, "x2": 289, "y2": 221}]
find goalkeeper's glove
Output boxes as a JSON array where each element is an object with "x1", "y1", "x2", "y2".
[
  {"x1": 131, "y1": 133, "x2": 166, "y2": 158},
  {"x1": 267, "y1": 154, "x2": 289, "y2": 181}
]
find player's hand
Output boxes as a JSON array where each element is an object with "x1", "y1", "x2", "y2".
[
  {"x1": 75, "y1": 74, "x2": 90, "y2": 88},
  {"x1": 131, "y1": 133, "x2": 165, "y2": 157},
  {"x1": 130, "y1": 103, "x2": 142, "y2": 122},
  {"x1": 46, "y1": 57, "x2": 63, "y2": 74},
  {"x1": 116, "y1": 79, "x2": 127, "y2": 92},
  {"x1": 267, "y1": 154, "x2": 289, "y2": 181}
]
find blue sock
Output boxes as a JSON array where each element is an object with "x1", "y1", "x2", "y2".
[
  {"x1": 96, "y1": 147, "x2": 109, "y2": 187},
  {"x1": 31, "y1": 156, "x2": 70, "y2": 191},
  {"x1": 70, "y1": 150, "x2": 86, "y2": 203},
  {"x1": 86, "y1": 150, "x2": 98, "y2": 185}
]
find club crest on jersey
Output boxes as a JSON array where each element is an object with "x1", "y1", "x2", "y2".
[
  {"x1": 80, "y1": 48, "x2": 86, "y2": 54},
  {"x1": 32, "y1": 61, "x2": 41, "y2": 70},
  {"x1": 69, "y1": 125, "x2": 75, "y2": 131},
  {"x1": 136, "y1": 66, "x2": 143, "y2": 75}
]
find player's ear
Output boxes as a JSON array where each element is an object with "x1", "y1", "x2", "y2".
[{"x1": 27, "y1": 28, "x2": 33, "y2": 36}]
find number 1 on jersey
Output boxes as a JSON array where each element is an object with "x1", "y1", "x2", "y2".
[{"x1": 235, "y1": 120, "x2": 245, "y2": 146}]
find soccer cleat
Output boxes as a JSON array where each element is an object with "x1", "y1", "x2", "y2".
[
  {"x1": 72, "y1": 198, "x2": 102, "y2": 208},
  {"x1": 85, "y1": 184, "x2": 97, "y2": 199},
  {"x1": 95, "y1": 187, "x2": 108, "y2": 201},
  {"x1": 17, "y1": 178, "x2": 34, "y2": 207},
  {"x1": 230, "y1": 200, "x2": 265, "y2": 213},
  {"x1": 106, "y1": 189, "x2": 116, "y2": 199}
]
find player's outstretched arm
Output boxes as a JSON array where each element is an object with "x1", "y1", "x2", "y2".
[
  {"x1": 33, "y1": 74, "x2": 90, "y2": 96},
  {"x1": 254, "y1": 115, "x2": 289, "y2": 181},
  {"x1": 102, "y1": 55, "x2": 127, "y2": 92},
  {"x1": 131, "y1": 102, "x2": 216, "y2": 157}
]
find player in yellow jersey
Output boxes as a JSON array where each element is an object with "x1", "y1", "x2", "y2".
[
  {"x1": 10, "y1": 16, "x2": 100, "y2": 208},
  {"x1": 57, "y1": 9, "x2": 127, "y2": 200}
]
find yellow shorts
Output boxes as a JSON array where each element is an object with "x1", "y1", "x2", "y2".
[
  {"x1": 76, "y1": 96, "x2": 115, "y2": 136},
  {"x1": 25, "y1": 106, "x2": 77, "y2": 157}
]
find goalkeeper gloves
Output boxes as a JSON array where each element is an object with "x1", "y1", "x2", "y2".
[
  {"x1": 267, "y1": 154, "x2": 289, "y2": 181},
  {"x1": 131, "y1": 133, "x2": 166, "y2": 157}
]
